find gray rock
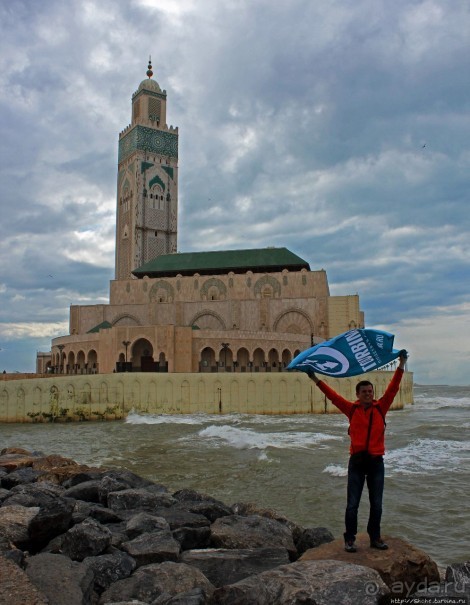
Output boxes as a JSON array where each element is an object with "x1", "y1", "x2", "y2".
[
  {"x1": 90, "y1": 505, "x2": 124, "y2": 524},
  {"x1": 72, "y1": 499, "x2": 92, "y2": 524},
  {"x1": 175, "y1": 501, "x2": 232, "y2": 523},
  {"x1": 0, "y1": 488, "x2": 10, "y2": 502},
  {"x1": 62, "y1": 517, "x2": 112, "y2": 561},
  {"x1": 64, "y1": 479, "x2": 102, "y2": 503},
  {"x1": 172, "y1": 489, "x2": 225, "y2": 505},
  {"x1": 181, "y1": 547, "x2": 290, "y2": 587},
  {"x1": 211, "y1": 559, "x2": 389, "y2": 604},
  {"x1": 152, "y1": 587, "x2": 208, "y2": 604},
  {"x1": 295, "y1": 526, "x2": 335, "y2": 555},
  {"x1": 152, "y1": 507, "x2": 210, "y2": 531},
  {"x1": 0, "y1": 554, "x2": 49, "y2": 605},
  {"x1": 210, "y1": 515, "x2": 297, "y2": 559},
  {"x1": 446, "y1": 561, "x2": 470, "y2": 586},
  {"x1": 107, "y1": 489, "x2": 176, "y2": 511},
  {"x1": 25, "y1": 552, "x2": 95, "y2": 605},
  {"x1": 100, "y1": 561, "x2": 214, "y2": 604},
  {"x1": 1, "y1": 467, "x2": 43, "y2": 489},
  {"x1": 172, "y1": 526, "x2": 211, "y2": 550},
  {"x1": 121, "y1": 529, "x2": 181, "y2": 566},
  {"x1": 0, "y1": 505, "x2": 40, "y2": 549},
  {"x1": 62, "y1": 470, "x2": 105, "y2": 488},
  {"x1": 231, "y1": 501, "x2": 303, "y2": 543},
  {"x1": 126, "y1": 512, "x2": 171, "y2": 539},
  {"x1": 83, "y1": 550, "x2": 136, "y2": 593}
]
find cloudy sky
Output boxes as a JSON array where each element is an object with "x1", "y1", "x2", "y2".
[{"x1": 0, "y1": 0, "x2": 469, "y2": 384}]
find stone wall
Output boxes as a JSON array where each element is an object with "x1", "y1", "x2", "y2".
[{"x1": 0, "y1": 370, "x2": 413, "y2": 422}]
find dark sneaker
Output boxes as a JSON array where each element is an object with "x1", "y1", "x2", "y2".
[
  {"x1": 370, "y1": 539, "x2": 388, "y2": 550},
  {"x1": 344, "y1": 540, "x2": 357, "y2": 553}
]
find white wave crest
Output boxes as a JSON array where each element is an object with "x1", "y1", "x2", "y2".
[
  {"x1": 386, "y1": 438, "x2": 470, "y2": 475},
  {"x1": 194, "y1": 425, "x2": 340, "y2": 450},
  {"x1": 125, "y1": 411, "x2": 217, "y2": 425},
  {"x1": 323, "y1": 464, "x2": 347, "y2": 477}
]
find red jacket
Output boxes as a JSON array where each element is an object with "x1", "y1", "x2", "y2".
[{"x1": 316, "y1": 368, "x2": 404, "y2": 456}]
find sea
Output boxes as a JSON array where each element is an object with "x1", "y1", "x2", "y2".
[{"x1": 1, "y1": 385, "x2": 468, "y2": 566}]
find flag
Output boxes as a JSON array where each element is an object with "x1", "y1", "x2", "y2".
[{"x1": 287, "y1": 328, "x2": 406, "y2": 377}]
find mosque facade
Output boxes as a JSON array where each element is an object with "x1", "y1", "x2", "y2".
[{"x1": 37, "y1": 62, "x2": 364, "y2": 376}]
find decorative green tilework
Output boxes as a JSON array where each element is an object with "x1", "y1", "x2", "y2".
[
  {"x1": 141, "y1": 161, "x2": 154, "y2": 173},
  {"x1": 162, "y1": 165, "x2": 174, "y2": 180},
  {"x1": 119, "y1": 126, "x2": 178, "y2": 162},
  {"x1": 149, "y1": 175, "x2": 165, "y2": 191}
]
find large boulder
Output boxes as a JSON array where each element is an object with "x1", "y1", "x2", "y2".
[
  {"x1": 211, "y1": 558, "x2": 389, "y2": 604},
  {"x1": 121, "y1": 529, "x2": 181, "y2": 566},
  {"x1": 181, "y1": 547, "x2": 290, "y2": 587},
  {"x1": 0, "y1": 505, "x2": 40, "y2": 550},
  {"x1": 83, "y1": 550, "x2": 136, "y2": 594},
  {"x1": 300, "y1": 533, "x2": 440, "y2": 593},
  {"x1": 210, "y1": 514, "x2": 297, "y2": 559},
  {"x1": 61, "y1": 517, "x2": 112, "y2": 561},
  {"x1": 3, "y1": 484, "x2": 74, "y2": 551},
  {"x1": 0, "y1": 554, "x2": 49, "y2": 605},
  {"x1": 63, "y1": 479, "x2": 102, "y2": 503},
  {"x1": 25, "y1": 552, "x2": 95, "y2": 605},
  {"x1": 125, "y1": 511, "x2": 170, "y2": 539},
  {"x1": 107, "y1": 488, "x2": 176, "y2": 511},
  {"x1": 295, "y1": 526, "x2": 335, "y2": 555},
  {"x1": 99, "y1": 561, "x2": 215, "y2": 604}
]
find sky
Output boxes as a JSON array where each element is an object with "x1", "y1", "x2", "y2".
[{"x1": 0, "y1": 0, "x2": 469, "y2": 385}]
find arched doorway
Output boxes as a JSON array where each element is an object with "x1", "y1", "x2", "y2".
[
  {"x1": 132, "y1": 338, "x2": 155, "y2": 372},
  {"x1": 200, "y1": 347, "x2": 215, "y2": 372}
]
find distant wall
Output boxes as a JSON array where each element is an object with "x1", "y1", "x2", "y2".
[{"x1": 0, "y1": 371, "x2": 413, "y2": 423}]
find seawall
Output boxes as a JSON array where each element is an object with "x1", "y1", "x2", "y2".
[{"x1": 0, "y1": 370, "x2": 413, "y2": 422}]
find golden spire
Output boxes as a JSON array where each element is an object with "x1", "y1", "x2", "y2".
[{"x1": 146, "y1": 56, "x2": 153, "y2": 79}]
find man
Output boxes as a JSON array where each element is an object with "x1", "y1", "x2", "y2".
[{"x1": 307, "y1": 352, "x2": 407, "y2": 553}]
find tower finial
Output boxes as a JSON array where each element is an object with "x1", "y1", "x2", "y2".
[{"x1": 146, "y1": 56, "x2": 153, "y2": 79}]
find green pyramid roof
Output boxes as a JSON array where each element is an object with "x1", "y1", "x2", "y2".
[
  {"x1": 87, "y1": 321, "x2": 112, "y2": 333},
  {"x1": 132, "y1": 247, "x2": 310, "y2": 278}
]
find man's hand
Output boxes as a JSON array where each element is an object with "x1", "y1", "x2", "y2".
[
  {"x1": 398, "y1": 350, "x2": 408, "y2": 370},
  {"x1": 306, "y1": 368, "x2": 320, "y2": 384}
]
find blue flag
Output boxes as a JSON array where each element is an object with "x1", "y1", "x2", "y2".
[{"x1": 287, "y1": 328, "x2": 405, "y2": 377}]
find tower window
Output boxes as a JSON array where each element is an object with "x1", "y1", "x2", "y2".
[{"x1": 148, "y1": 98, "x2": 161, "y2": 121}]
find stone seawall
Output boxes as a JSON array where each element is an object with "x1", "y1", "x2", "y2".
[{"x1": 0, "y1": 371, "x2": 413, "y2": 422}]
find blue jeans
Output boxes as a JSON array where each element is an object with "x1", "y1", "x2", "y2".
[{"x1": 344, "y1": 453, "x2": 384, "y2": 542}]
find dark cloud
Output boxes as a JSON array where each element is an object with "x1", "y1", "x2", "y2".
[{"x1": 0, "y1": 0, "x2": 469, "y2": 383}]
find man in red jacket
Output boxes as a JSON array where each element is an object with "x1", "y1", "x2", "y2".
[{"x1": 308, "y1": 352, "x2": 407, "y2": 553}]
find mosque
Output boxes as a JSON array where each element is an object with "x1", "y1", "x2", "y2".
[{"x1": 36, "y1": 61, "x2": 364, "y2": 376}]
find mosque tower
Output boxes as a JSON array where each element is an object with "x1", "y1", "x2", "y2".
[{"x1": 115, "y1": 58, "x2": 179, "y2": 280}]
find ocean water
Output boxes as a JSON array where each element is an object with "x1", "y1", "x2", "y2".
[{"x1": 1, "y1": 385, "x2": 468, "y2": 565}]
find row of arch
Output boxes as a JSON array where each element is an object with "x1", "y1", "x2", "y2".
[
  {"x1": 199, "y1": 346, "x2": 299, "y2": 372},
  {"x1": 50, "y1": 338, "x2": 302, "y2": 374}
]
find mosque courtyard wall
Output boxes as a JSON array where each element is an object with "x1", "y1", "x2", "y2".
[{"x1": 0, "y1": 370, "x2": 414, "y2": 423}]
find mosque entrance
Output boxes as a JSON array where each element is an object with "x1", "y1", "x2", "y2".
[{"x1": 132, "y1": 338, "x2": 156, "y2": 372}]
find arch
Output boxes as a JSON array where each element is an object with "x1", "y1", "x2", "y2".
[
  {"x1": 200, "y1": 278, "x2": 227, "y2": 301},
  {"x1": 67, "y1": 351, "x2": 75, "y2": 374},
  {"x1": 253, "y1": 347, "x2": 265, "y2": 368},
  {"x1": 273, "y1": 308, "x2": 314, "y2": 334},
  {"x1": 112, "y1": 314, "x2": 141, "y2": 327},
  {"x1": 218, "y1": 345, "x2": 233, "y2": 368},
  {"x1": 200, "y1": 347, "x2": 216, "y2": 371},
  {"x1": 282, "y1": 349, "x2": 293, "y2": 367},
  {"x1": 190, "y1": 310, "x2": 226, "y2": 330},
  {"x1": 268, "y1": 348, "x2": 279, "y2": 367},
  {"x1": 87, "y1": 350, "x2": 98, "y2": 374},
  {"x1": 149, "y1": 280, "x2": 175, "y2": 303},
  {"x1": 236, "y1": 347, "x2": 250, "y2": 369},
  {"x1": 132, "y1": 338, "x2": 154, "y2": 372},
  {"x1": 77, "y1": 350, "x2": 86, "y2": 374},
  {"x1": 253, "y1": 275, "x2": 281, "y2": 298}
]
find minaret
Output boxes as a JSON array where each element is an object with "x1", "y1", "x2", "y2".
[{"x1": 115, "y1": 58, "x2": 178, "y2": 280}]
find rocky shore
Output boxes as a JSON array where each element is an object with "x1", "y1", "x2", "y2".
[{"x1": 0, "y1": 447, "x2": 468, "y2": 605}]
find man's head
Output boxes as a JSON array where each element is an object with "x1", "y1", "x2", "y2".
[{"x1": 356, "y1": 380, "x2": 374, "y2": 405}]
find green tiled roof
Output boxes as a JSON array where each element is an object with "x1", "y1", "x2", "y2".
[
  {"x1": 87, "y1": 321, "x2": 112, "y2": 333},
  {"x1": 132, "y1": 247, "x2": 310, "y2": 278}
]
